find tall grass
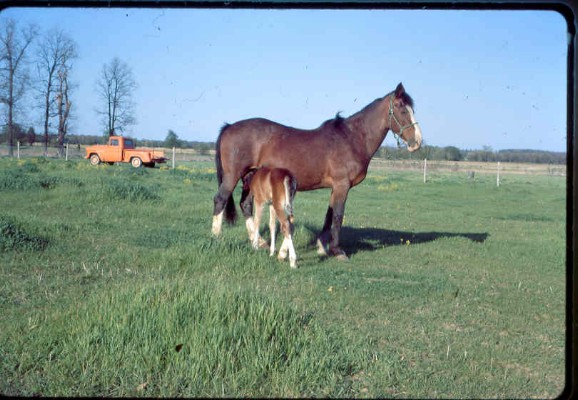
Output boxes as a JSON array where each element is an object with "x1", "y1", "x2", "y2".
[{"x1": 7, "y1": 280, "x2": 366, "y2": 397}]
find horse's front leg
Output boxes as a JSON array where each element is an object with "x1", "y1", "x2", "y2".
[
  {"x1": 316, "y1": 206, "x2": 332, "y2": 256},
  {"x1": 317, "y1": 185, "x2": 349, "y2": 260},
  {"x1": 328, "y1": 186, "x2": 349, "y2": 260}
]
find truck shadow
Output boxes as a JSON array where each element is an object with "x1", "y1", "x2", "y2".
[{"x1": 304, "y1": 225, "x2": 489, "y2": 256}]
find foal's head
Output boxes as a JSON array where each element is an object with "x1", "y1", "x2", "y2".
[{"x1": 388, "y1": 83, "x2": 422, "y2": 152}]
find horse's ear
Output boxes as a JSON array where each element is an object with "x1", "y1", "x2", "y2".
[{"x1": 395, "y1": 82, "x2": 405, "y2": 98}]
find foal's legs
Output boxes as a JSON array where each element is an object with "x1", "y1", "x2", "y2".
[
  {"x1": 251, "y1": 200, "x2": 265, "y2": 250},
  {"x1": 269, "y1": 204, "x2": 277, "y2": 256},
  {"x1": 241, "y1": 187, "x2": 256, "y2": 241},
  {"x1": 274, "y1": 204, "x2": 297, "y2": 268},
  {"x1": 241, "y1": 170, "x2": 267, "y2": 247}
]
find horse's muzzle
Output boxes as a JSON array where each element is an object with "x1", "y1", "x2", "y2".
[{"x1": 407, "y1": 124, "x2": 423, "y2": 153}]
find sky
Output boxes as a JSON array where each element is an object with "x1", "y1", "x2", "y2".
[{"x1": 0, "y1": 6, "x2": 570, "y2": 152}]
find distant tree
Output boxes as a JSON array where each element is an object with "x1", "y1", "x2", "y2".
[
  {"x1": 197, "y1": 142, "x2": 214, "y2": 155},
  {"x1": 36, "y1": 28, "x2": 77, "y2": 156},
  {"x1": 27, "y1": 126, "x2": 35, "y2": 145},
  {"x1": 466, "y1": 146, "x2": 496, "y2": 162},
  {"x1": 164, "y1": 129, "x2": 181, "y2": 148},
  {"x1": 0, "y1": 19, "x2": 37, "y2": 156},
  {"x1": 95, "y1": 57, "x2": 137, "y2": 136},
  {"x1": 443, "y1": 146, "x2": 463, "y2": 161},
  {"x1": 1, "y1": 123, "x2": 26, "y2": 143}
]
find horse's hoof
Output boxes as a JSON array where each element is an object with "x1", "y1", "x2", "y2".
[
  {"x1": 316, "y1": 239, "x2": 328, "y2": 256},
  {"x1": 329, "y1": 248, "x2": 349, "y2": 261}
]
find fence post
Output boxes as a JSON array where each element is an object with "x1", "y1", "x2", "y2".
[
  {"x1": 423, "y1": 158, "x2": 427, "y2": 183},
  {"x1": 497, "y1": 162, "x2": 501, "y2": 187},
  {"x1": 172, "y1": 147, "x2": 176, "y2": 169},
  {"x1": 17, "y1": 141, "x2": 20, "y2": 159},
  {"x1": 65, "y1": 143, "x2": 69, "y2": 161}
]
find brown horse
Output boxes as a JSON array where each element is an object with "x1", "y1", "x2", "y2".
[
  {"x1": 244, "y1": 167, "x2": 298, "y2": 268},
  {"x1": 211, "y1": 82, "x2": 422, "y2": 259}
]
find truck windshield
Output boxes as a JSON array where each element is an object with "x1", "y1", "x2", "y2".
[{"x1": 124, "y1": 139, "x2": 135, "y2": 149}]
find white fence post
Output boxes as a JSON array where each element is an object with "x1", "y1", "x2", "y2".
[
  {"x1": 17, "y1": 141, "x2": 20, "y2": 159},
  {"x1": 423, "y1": 158, "x2": 427, "y2": 183},
  {"x1": 497, "y1": 162, "x2": 501, "y2": 187},
  {"x1": 65, "y1": 143, "x2": 69, "y2": 161},
  {"x1": 172, "y1": 147, "x2": 176, "y2": 169}
]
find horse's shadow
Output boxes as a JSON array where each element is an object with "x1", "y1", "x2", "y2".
[{"x1": 304, "y1": 225, "x2": 489, "y2": 255}]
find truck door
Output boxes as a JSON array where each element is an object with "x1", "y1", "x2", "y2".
[{"x1": 109, "y1": 138, "x2": 122, "y2": 161}]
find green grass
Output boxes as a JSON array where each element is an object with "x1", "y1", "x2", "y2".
[{"x1": 0, "y1": 157, "x2": 567, "y2": 397}]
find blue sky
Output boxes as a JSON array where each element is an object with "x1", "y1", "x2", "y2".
[{"x1": 1, "y1": 7, "x2": 569, "y2": 151}]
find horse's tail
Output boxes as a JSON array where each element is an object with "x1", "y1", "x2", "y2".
[{"x1": 216, "y1": 123, "x2": 237, "y2": 224}]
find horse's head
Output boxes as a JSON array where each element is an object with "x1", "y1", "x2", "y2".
[{"x1": 388, "y1": 83, "x2": 422, "y2": 152}]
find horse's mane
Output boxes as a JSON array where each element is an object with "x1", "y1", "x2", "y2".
[
  {"x1": 319, "y1": 112, "x2": 346, "y2": 129},
  {"x1": 334, "y1": 112, "x2": 345, "y2": 125}
]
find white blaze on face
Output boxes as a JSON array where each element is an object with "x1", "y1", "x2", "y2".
[{"x1": 406, "y1": 105, "x2": 422, "y2": 152}]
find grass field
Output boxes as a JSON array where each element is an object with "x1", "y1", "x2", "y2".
[{"x1": 0, "y1": 157, "x2": 567, "y2": 397}]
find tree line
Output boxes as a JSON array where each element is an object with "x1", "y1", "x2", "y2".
[
  {"x1": 375, "y1": 144, "x2": 566, "y2": 164},
  {"x1": 0, "y1": 18, "x2": 136, "y2": 157}
]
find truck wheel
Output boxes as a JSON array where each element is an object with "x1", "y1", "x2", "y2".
[
  {"x1": 89, "y1": 154, "x2": 101, "y2": 165},
  {"x1": 131, "y1": 157, "x2": 143, "y2": 168}
]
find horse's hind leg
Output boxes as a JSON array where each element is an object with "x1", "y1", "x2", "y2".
[
  {"x1": 212, "y1": 189, "x2": 228, "y2": 236},
  {"x1": 212, "y1": 177, "x2": 237, "y2": 236}
]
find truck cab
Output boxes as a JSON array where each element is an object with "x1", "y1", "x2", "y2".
[{"x1": 85, "y1": 136, "x2": 167, "y2": 168}]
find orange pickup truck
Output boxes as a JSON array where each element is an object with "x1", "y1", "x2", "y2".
[{"x1": 85, "y1": 136, "x2": 167, "y2": 168}]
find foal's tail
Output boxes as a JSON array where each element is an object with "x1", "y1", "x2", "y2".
[{"x1": 216, "y1": 123, "x2": 237, "y2": 224}]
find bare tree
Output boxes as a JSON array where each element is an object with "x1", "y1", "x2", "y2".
[
  {"x1": 95, "y1": 57, "x2": 137, "y2": 136},
  {"x1": 36, "y1": 28, "x2": 77, "y2": 155},
  {"x1": 55, "y1": 68, "x2": 72, "y2": 156},
  {"x1": 0, "y1": 19, "x2": 37, "y2": 156}
]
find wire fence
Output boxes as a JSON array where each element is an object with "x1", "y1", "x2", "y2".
[
  {"x1": 0, "y1": 143, "x2": 567, "y2": 180},
  {"x1": 369, "y1": 158, "x2": 566, "y2": 177}
]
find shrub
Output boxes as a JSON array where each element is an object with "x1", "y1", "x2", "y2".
[{"x1": 0, "y1": 216, "x2": 47, "y2": 252}]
